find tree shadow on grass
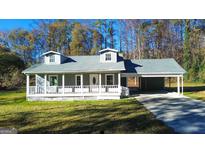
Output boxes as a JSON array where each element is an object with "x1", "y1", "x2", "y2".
[
  {"x1": 5, "y1": 99, "x2": 173, "y2": 134},
  {"x1": 0, "y1": 96, "x2": 26, "y2": 105}
]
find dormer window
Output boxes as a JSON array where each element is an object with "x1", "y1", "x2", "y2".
[
  {"x1": 50, "y1": 55, "x2": 55, "y2": 63},
  {"x1": 99, "y1": 48, "x2": 118, "y2": 63},
  {"x1": 105, "y1": 53, "x2": 111, "y2": 61}
]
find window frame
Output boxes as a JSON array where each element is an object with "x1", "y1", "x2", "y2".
[
  {"x1": 49, "y1": 75, "x2": 58, "y2": 86},
  {"x1": 105, "y1": 74, "x2": 115, "y2": 85},
  {"x1": 75, "y1": 75, "x2": 81, "y2": 86},
  {"x1": 49, "y1": 55, "x2": 55, "y2": 63},
  {"x1": 105, "y1": 53, "x2": 112, "y2": 61}
]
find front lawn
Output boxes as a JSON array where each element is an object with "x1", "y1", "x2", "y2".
[
  {"x1": 0, "y1": 90, "x2": 173, "y2": 134},
  {"x1": 179, "y1": 82, "x2": 205, "y2": 101},
  {"x1": 166, "y1": 81, "x2": 205, "y2": 101}
]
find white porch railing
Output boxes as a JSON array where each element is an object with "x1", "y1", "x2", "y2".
[{"x1": 28, "y1": 85, "x2": 128, "y2": 95}]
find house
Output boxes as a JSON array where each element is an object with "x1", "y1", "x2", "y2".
[{"x1": 22, "y1": 48, "x2": 186, "y2": 101}]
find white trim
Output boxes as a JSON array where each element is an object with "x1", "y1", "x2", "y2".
[
  {"x1": 49, "y1": 75, "x2": 58, "y2": 86},
  {"x1": 42, "y1": 51, "x2": 62, "y2": 56},
  {"x1": 80, "y1": 74, "x2": 83, "y2": 94},
  {"x1": 105, "y1": 74, "x2": 115, "y2": 85},
  {"x1": 99, "y1": 74, "x2": 102, "y2": 94},
  {"x1": 105, "y1": 53, "x2": 112, "y2": 61},
  {"x1": 98, "y1": 48, "x2": 118, "y2": 53},
  {"x1": 140, "y1": 74, "x2": 183, "y2": 78},
  {"x1": 49, "y1": 54, "x2": 55, "y2": 63},
  {"x1": 121, "y1": 73, "x2": 184, "y2": 77},
  {"x1": 35, "y1": 74, "x2": 38, "y2": 93},
  {"x1": 44, "y1": 74, "x2": 47, "y2": 94},
  {"x1": 62, "y1": 74, "x2": 65, "y2": 94},
  {"x1": 118, "y1": 73, "x2": 121, "y2": 93},
  {"x1": 181, "y1": 76, "x2": 184, "y2": 95},
  {"x1": 23, "y1": 69, "x2": 126, "y2": 74},
  {"x1": 26, "y1": 75, "x2": 30, "y2": 96},
  {"x1": 28, "y1": 92, "x2": 121, "y2": 97},
  {"x1": 177, "y1": 76, "x2": 180, "y2": 95},
  {"x1": 75, "y1": 74, "x2": 81, "y2": 86}
]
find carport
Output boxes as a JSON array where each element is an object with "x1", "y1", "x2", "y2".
[{"x1": 122, "y1": 59, "x2": 186, "y2": 95}]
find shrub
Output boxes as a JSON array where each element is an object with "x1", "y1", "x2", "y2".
[{"x1": 0, "y1": 52, "x2": 25, "y2": 90}]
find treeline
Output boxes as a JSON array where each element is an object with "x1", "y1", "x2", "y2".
[{"x1": 0, "y1": 19, "x2": 205, "y2": 85}]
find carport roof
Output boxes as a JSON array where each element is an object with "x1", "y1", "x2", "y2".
[{"x1": 124, "y1": 58, "x2": 186, "y2": 75}]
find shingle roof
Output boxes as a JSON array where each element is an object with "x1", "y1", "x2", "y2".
[
  {"x1": 124, "y1": 58, "x2": 186, "y2": 75},
  {"x1": 23, "y1": 55, "x2": 125, "y2": 74}
]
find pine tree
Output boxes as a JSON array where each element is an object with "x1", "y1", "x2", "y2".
[
  {"x1": 90, "y1": 30, "x2": 102, "y2": 55},
  {"x1": 183, "y1": 20, "x2": 192, "y2": 79}
]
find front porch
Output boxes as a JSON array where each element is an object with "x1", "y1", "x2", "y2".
[{"x1": 26, "y1": 73, "x2": 129, "y2": 100}]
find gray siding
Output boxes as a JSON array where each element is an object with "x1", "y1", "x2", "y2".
[{"x1": 35, "y1": 72, "x2": 120, "y2": 86}]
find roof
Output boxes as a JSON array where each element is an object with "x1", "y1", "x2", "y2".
[
  {"x1": 41, "y1": 51, "x2": 62, "y2": 56},
  {"x1": 98, "y1": 48, "x2": 118, "y2": 53},
  {"x1": 23, "y1": 55, "x2": 125, "y2": 74},
  {"x1": 124, "y1": 58, "x2": 186, "y2": 75}
]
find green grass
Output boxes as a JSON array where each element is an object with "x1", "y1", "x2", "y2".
[
  {"x1": 0, "y1": 90, "x2": 173, "y2": 134},
  {"x1": 166, "y1": 81, "x2": 205, "y2": 101},
  {"x1": 180, "y1": 82, "x2": 205, "y2": 101}
]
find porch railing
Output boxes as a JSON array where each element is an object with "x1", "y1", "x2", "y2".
[{"x1": 28, "y1": 85, "x2": 125, "y2": 95}]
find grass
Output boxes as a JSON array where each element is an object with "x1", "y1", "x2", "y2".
[
  {"x1": 166, "y1": 81, "x2": 205, "y2": 101},
  {"x1": 0, "y1": 90, "x2": 173, "y2": 134}
]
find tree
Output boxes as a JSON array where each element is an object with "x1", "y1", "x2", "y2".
[
  {"x1": 69, "y1": 23, "x2": 92, "y2": 55},
  {"x1": 0, "y1": 32, "x2": 10, "y2": 53},
  {"x1": 8, "y1": 29, "x2": 34, "y2": 65},
  {"x1": 90, "y1": 30, "x2": 102, "y2": 55},
  {"x1": 0, "y1": 52, "x2": 25, "y2": 89},
  {"x1": 183, "y1": 20, "x2": 191, "y2": 78},
  {"x1": 107, "y1": 20, "x2": 116, "y2": 48},
  {"x1": 47, "y1": 20, "x2": 70, "y2": 52}
]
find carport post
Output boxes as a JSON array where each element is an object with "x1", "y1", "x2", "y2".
[
  {"x1": 181, "y1": 76, "x2": 184, "y2": 95},
  {"x1": 177, "y1": 76, "x2": 180, "y2": 95},
  {"x1": 118, "y1": 73, "x2": 121, "y2": 93},
  {"x1": 26, "y1": 74, "x2": 30, "y2": 96}
]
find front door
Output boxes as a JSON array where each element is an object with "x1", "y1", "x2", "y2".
[
  {"x1": 90, "y1": 74, "x2": 99, "y2": 85},
  {"x1": 90, "y1": 74, "x2": 99, "y2": 92}
]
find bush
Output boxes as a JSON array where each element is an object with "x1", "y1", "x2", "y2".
[{"x1": 0, "y1": 52, "x2": 25, "y2": 90}]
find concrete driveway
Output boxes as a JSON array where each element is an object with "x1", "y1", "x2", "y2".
[{"x1": 136, "y1": 92, "x2": 205, "y2": 134}]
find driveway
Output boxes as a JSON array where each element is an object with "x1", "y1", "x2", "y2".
[{"x1": 136, "y1": 92, "x2": 205, "y2": 134}]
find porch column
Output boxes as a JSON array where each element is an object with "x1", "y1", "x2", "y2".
[
  {"x1": 81, "y1": 74, "x2": 83, "y2": 94},
  {"x1": 44, "y1": 74, "x2": 47, "y2": 94},
  {"x1": 62, "y1": 74, "x2": 65, "y2": 94},
  {"x1": 181, "y1": 76, "x2": 184, "y2": 95},
  {"x1": 35, "y1": 74, "x2": 37, "y2": 94},
  {"x1": 99, "y1": 73, "x2": 101, "y2": 94},
  {"x1": 118, "y1": 73, "x2": 121, "y2": 93},
  {"x1": 26, "y1": 74, "x2": 30, "y2": 96},
  {"x1": 177, "y1": 76, "x2": 180, "y2": 95}
]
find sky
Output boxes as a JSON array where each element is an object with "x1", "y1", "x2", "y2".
[
  {"x1": 0, "y1": 19, "x2": 97, "y2": 31},
  {"x1": 0, "y1": 19, "x2": 35, "y2": 31},
  {"x1": 0, "y1": 19, "x2": 120, "y2": 49}
]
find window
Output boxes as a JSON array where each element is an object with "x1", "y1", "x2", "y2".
[
  {"x1": 105, "y1": 53, "x2": 111, "y2": 61},
  {"x1": 106, "y1": 74, "x2": 114, "y2": 85},
  {"x1": 49, "y1": 75, "x2": 58, "y2": 86},
  {"x1": 75, "y1": 75, "x2": 81, "y2": 86},
  {"x1": 50, "y1": 55, "x2": 55, "y2": 63}
]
